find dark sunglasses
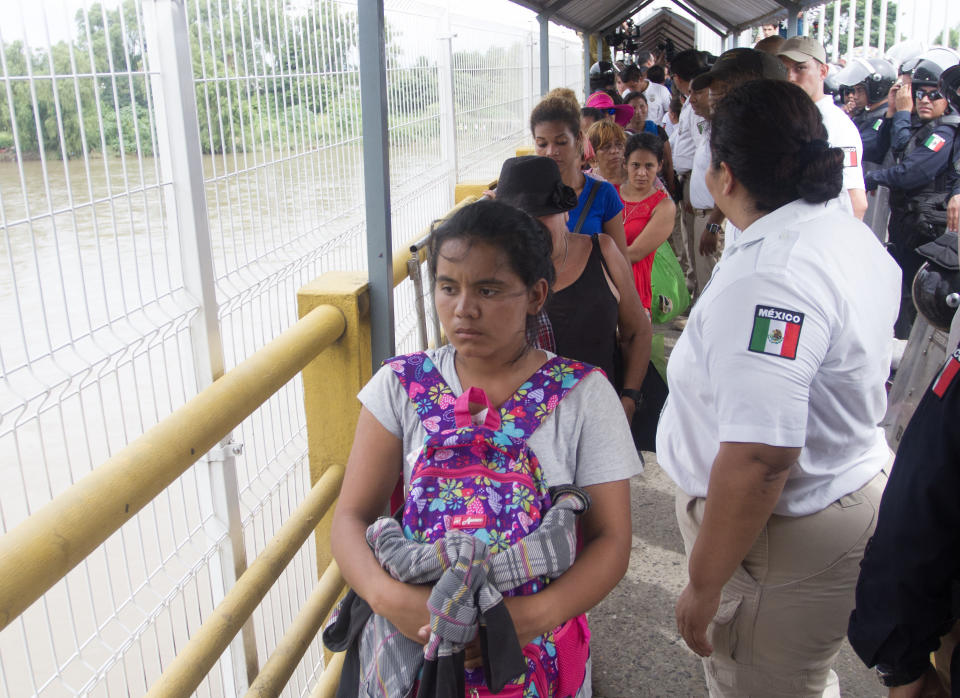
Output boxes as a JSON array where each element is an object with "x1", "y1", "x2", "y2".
[{"x1": 914, "y1": 88, "x2": 944, "y2": 102}]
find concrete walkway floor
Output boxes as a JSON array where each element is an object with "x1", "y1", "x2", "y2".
[
  {"x1": 589, "y1": 326, "x2": 883, "y2": 696},
  {"x1": 589, "y1": 455, "x2": 882, "y2": 697}
]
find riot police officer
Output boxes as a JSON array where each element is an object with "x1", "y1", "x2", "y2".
[
  {"x1": 847, "y1": 335, "x2": 960, "y2": 697},
  {"x1": 864, "y1": 59, "x2": 960, "y2": 338},
  {"x1": 944, "y1": 65, "x2": 960, "y2": 238},
  {"x1": 836, "y1": 57, "x2": 897, "y2": 164}
]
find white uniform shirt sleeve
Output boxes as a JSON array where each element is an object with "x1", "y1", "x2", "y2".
[
  {"x1": 671, "y1": 99, "x2": 697, "y2": 174},
  {"x1": 818, "y1": 97, "x2": 865, "y2": 193},
  {"x1": 701, "y1": 274, "x2": 832, "y2": 447},
  {"x1": 688, "y1": 124, "x2": 715, "y2": 209}
]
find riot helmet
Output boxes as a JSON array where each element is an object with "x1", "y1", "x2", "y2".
[
  {"x1": 912, "y1": 263, "x2": 960, "y2": 331},
  {"x1": 835, "y1": 57, "x2": 896, "y2": 104},
  {"x1": 908, "y1": 58, "x2": 943, "y2": 86},
  {"x1": 913, "y1": 232, "x2": 960, "y2": 332},
  {"x1": 886, "y1": 39, "x2": 925, "y2": 74},
  {"x1": 918, "y1": 47, "x2": 960, "y2": 72},
  {"x1": 824, "y1": 64, "x2": 841, "y2": 98},
  {"x1": 589, "y1": 61, "x2": 616, "y2": 91},
  {"x1": 941, "y1": 64, "x2": 960, "y2": 112}
]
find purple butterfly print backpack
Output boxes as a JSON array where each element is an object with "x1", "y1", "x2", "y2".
[{"x1": 386, "y1": 351, "x2": 596, "y2": 697}]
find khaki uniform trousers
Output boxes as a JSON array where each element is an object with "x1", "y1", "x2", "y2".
[
  {"x1": 669, "y1": 175, "x2": 693, "y2": 292},
  {"x1": 683, "y1": 177, "x2": 721, "y2": 299},
  {"x1": 675, "y1": 470, "x2": 887, "y2": 697}
]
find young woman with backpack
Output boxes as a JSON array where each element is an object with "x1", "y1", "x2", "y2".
[{"x1": 329, "y1": 200, "x2": 641, "y2": 697}]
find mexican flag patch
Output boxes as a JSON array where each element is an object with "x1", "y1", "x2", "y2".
[
  {"x1": 932, "y1": 347, "x2": 960, "y2": 398},
  {"x1": 748, "y1": 305, "x2": 804, "y2": 360},
  {"x1": 872, "y1": 118, "x2": 883, "y2": 131},
  {"x1": 842, "y1": 146, "x2": 858, "y2": 167},
  {"x1": 923, "y1": 133, "x2": 946, "y2": 152}
]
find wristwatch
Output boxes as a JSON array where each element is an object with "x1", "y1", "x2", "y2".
[
  {"x1": 620, "y1": 388, "x2": 643, "y2": 408},
  {"x1": 705, "y1": 222, "x2": 722, "y2": 235}
]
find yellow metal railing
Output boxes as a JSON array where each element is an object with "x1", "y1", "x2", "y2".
[
  {"x1": 0, "y1": 302, "x2": 346, "y2": 631},
  {"x1": 145, "y1": 465, "x2": 345, "y2": 697},
  {"x1": 0, "y1": 196, "x2": 487, "y2": 696}
]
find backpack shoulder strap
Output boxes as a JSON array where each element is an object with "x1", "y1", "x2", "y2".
[
  {"x1": 572, "y1": 178, "x2": 601, "y2": 235},
  {"x1": 384, "y1": 352, "x2": 455, "y2": 426},
  {"x1": 499, "y1": 357, "x2": 598, "y2": 437}
]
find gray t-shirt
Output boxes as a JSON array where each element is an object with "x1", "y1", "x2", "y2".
[{"x1": 358, "y1": 344, "x2": 643, "y2": 492}]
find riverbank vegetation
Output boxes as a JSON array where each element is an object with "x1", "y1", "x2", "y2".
[{"x1": 0, "y1": 0, "x2": 525, "y2": 161}]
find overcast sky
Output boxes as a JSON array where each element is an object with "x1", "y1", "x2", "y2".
[{"x1": 3, "y1": 0, "x2": 957, "y2": 54}]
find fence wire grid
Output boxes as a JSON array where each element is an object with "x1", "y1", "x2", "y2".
[{"x1": 0, "y1": 0, "x2": 582, "y2": 695}]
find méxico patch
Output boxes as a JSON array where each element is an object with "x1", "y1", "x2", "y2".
[
  {"x1": 924, "y1": 133, "x2": 946, "y2": 152},
  {"x1": 842, "y1": 146, "x2": 858, "y2": 167},
  {"x1": 932, "y1": 347, "x2": 960, "y2": 398},
  {"x1": 748, "y1": 305, "x2": 804, "y2": 360},
  {"x1": 872, "y1": 118, "x2": 883, "y2": 131}
]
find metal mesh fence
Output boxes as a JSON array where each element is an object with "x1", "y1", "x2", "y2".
[{"x1": 0, "y1": 0, "x2": 581, "y2": 695}]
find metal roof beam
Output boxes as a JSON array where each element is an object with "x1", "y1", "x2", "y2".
[
  {"x1": 728, "y1": 0, "x2": 825, "y2": 33},
  {"x1": 666, "y1": 0, "x2": 729, "y2": 38},
  {"x1": 544, "y1": 0, "x2": 580, "y2": 14},
  {"x1": 589, "y1": 1, "x2": 647, "y2": 35},
  {"x1": 672, "y1": 0, "x2": 735, "y2": 33},
  {"x1": 734, "y1": 8, "x2": 787, "y2": 32}
]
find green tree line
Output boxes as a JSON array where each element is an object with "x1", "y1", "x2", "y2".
[
  {"x1": 0, "y1": 0, "x2": 534, "y2": 160},
  {"x1": 0, "y1": 0, "x2": 392, "y2": 158},
  {"x1": 815, "y1": 0, "x2": 899, "y2": 59}
]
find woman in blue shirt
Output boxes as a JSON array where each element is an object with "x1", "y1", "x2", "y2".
[{"x1": 531, "y1": 92, "x2": 628, "y2": 259}]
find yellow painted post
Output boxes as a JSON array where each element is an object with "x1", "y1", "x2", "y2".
[
  {"x1": 515, "y1": 145, "x2": 535, "y2": 157},
  {"x1": 454, "y1": 181, "x2": 495, "y2": 203},
  {"x1": 297, "y1": 272, "x2": 372, "y2": 578}
]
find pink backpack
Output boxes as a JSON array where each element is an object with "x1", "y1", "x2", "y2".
[{"x1": 387, "y1": 351, "x2": 595, "y2": 697}]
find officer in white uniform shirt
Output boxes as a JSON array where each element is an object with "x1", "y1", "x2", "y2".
[
  {"x1": 778, "y1": 36, "x2": 868, "y2": 219},
  {"x1": 656, "y1": 79, "x2": 900, "y2": 698},
  {"x1": 685, "y1": 80, "x2": 719, "y2": 296},
  {"x1": 620, "y1": 63, "x2": 672, "y2": 125},
  {"x1": 667, "y1": 50, "x2": 711, "y2": 290}
]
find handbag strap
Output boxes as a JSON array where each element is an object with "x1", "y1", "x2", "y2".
[
  {"x1": 573, "y1": 178, "x2": 601, "y2": 235},
  {"x1": 591, "y1": 233, "x2": 612, "y2": 279}
]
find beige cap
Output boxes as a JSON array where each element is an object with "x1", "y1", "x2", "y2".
[{"x1": 777, "y1": 36, "x2": 827, "y2": 64}]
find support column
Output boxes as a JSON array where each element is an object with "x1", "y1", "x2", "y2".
[
  {"x1": 832, "y1": 0, "x2": 841, "y2": 61},
  {"x1": 583, "y1": 32, "x2": 592, "y2": 101},
  {"x1": 846, "y1": 0, "x2": 856, "y2": 60},
  {"x1": 297, "y1": 273, "x2": 373, "y2": 573},
  {"x1": 437, "y1": 9, "x2": 458, "y2": 201},
  {"x1": 864, "y1": 0, "x2": 873, "y2": 52},
  {"x1": 142, "y1": 0, "x2": 255, "y2": 691},
  {"x1": 878, "y1": 0, "x2": 888, "y2": 53},
  {"x1": 785, "y1": 3, "x2": 801, "y2": 37},
  {"x1": 358, "y1": 0, "x2": 395, "y2": 370},
  {"x1": 539, "y1": 13, "x2": 550, "y2": 96}
]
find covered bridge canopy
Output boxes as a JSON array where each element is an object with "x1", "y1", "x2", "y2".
[
  {"x1": 508, "y1": 0, "x2": 828, "y2": 39},
  {"x1": 636, "y1": 8, "x2": 696, "y2": 55}
]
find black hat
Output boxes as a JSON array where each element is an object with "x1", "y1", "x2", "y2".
[
  {"x1": 496, "y1": 156, "x2": 578, "y2": 217},
  {"x1": 669, "y1": 49, "x2": 708, "y2": 81},
  {"x1": 691, "y1": 47, "x2": 787, "y2": 91}
]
